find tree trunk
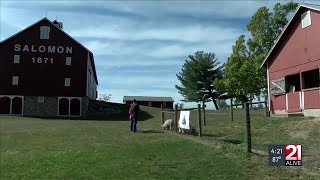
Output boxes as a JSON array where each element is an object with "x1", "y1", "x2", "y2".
[{"x1": 212, "y1": 99, "x2": 219, "y2": 110}]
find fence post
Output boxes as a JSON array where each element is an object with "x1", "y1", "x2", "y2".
[
  {"x1": 265, "y1": 98, "x2": 269, "y2": 117},
  {"x1": 202, "y1": 101, "x2": 206, "y2": 125},
  {"x1": 197, "y1": 104, "x2": 202, "y2": 137},
  {"x1": 174, "y1": 104, "x2": 178, "y2": 132},
  {"x1": 230, "y1": 98, "x2": 233, "y2": 121},
  {"x1": 245, "y1": 102, "x2": 252, "y2": 153},
  {"x1": 161, "y1": 104, "x2": 164, "y2": 126}
]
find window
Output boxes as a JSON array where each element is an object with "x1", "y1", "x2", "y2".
[
  {"x1": 40, "y1": 26, "x2": 50, "y2": 39},
  {"x1": 285, "y1": 73, "x2": 301, "y2": 93},
  {"x1": 302, "y1": 69, "x2": 319, "y2": 89},
  {"x1": 271, "y1": 78, "x2": 286, "y2": 95},
  {"x1": 12, "y1": 76, "x2": 19, "y2": 85},
  {"x1": 38, "y1": 96, "x2": 44, "y2": 103},
  {"x1": 66, "y1": 57, "x2": 72, "y2": 65},
  {"x1": 163, "y1": 102, "x2": 167, "y2": 106},
  {"x1": 14, "y1": 55, "x2": 20, "y2": 64},
  {"x1": 148, "y1": 102, "x2": 152, "y2": 106},
  {"x1": 65, "y1": 78, "x2": 70, "y2": 87},
  {"x1": 301, "y1": 10, "x2": 311, "y2": 28}
]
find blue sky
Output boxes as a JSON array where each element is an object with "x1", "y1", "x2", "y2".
[{"x1": 1, "y1": 0, "x2": 318, "y2": 109}]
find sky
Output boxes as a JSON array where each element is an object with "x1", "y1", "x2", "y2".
[{"x1": 1, "y1": 0, "x2": 318, "y2": 109}]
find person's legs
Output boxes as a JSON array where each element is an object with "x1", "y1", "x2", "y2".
[
  {"x1": 133, "y1": 118, "x2": 137, "y2": 132},
  {"x1": 130, "y1": 119, "x2": 134, "y2": 131}
]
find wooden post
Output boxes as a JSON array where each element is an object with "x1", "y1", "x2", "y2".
[
  {"x1": 202, "y1": 101, "x2": 206, "y2": 125},
  {"x1": 174, "y1": 104, "x2": 178, "y2": 132},
  {"x1": 230, "y1": 98, "x2": 233, "y2": 121},
  {"x1": 161, "y1": 104, "x2": 164, "y2": 125},
  {"x1": 197, "y1": 104, "x2": 202, "y2": 137},
  {"x1": 265, "y1": 98, "x2": 269, "y2": 117},
  {"x1": 245, "y1": 102, "x2": 252, "y2": 153}
]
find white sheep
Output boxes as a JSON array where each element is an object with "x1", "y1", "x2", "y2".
[{"x1": 162, "y1": 119, "x2": 174, "y2": 130}]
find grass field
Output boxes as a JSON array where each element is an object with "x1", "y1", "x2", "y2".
[{"x1": 1, "y1": 106, "x2": 319, "y2": 179}]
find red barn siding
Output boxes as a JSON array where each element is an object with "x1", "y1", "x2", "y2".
[
  {"x1": 271, "y1": 95, "x2": 286, "y2": 112},
  {"x1": 287, "y1": 92, "x2": 301, "y2": 112},
  {"x1": 0, "y1": 19, "x2": 88, "y2": 97},
  {"x1": 304, "y1": 89, "x2": 320, "y2": 109},
  {"x1": 268, "y1": 9, "x2": 320, "y2": 75}
]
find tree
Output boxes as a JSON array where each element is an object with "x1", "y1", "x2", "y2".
[
  {"x1": 247, "y1": 2, "x2": 298, "y2": 95},
  {"x1": 217, "y1": 99, "x2": 229, "y2": 109},
  {"x1": 178, "y1": 103, "x2": 184, "y2": 110},
  {"x1": 216, "y1": 2, "x2": 298, "y2": 104},
  {"x1": 98, "y1": 93, "x2": 111, "y2": 102},
  {"x1": 176, "y1": 51, "x2": 224, "y2": 109},
  {"x1": 215, "y1": 35, "x2": 259, "y2": 104}
]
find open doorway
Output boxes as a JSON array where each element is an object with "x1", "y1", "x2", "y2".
[{"x1": 285, "y1": 73, "x2": 301, "y2": 93}]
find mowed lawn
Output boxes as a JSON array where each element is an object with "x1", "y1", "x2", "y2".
[{"x1": 1, "y1": 107, "x2": 319, "y2": 179}]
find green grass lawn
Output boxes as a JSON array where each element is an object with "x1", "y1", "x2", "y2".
[{"x1": 1, "y1": 107, "x2": 319, "y2": 179}]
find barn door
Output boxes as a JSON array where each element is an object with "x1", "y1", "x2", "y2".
[
  {"x1": 0, "y1": 97, "x2": 10, "y2": 114},
  {"x1": 12, "y1": 97, "x2": 23, "y2": 114}
]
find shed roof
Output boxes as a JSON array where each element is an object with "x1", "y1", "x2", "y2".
[
  {"x1": 260, "y1": 3, "x2": 320, "y2": 68},
  {"x1": 123, "y1": 96, "x2": 174, "y2": 102}
]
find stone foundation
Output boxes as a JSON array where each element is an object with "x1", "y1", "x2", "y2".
[
  {"x1": 303, "y1": 109, "x2": 320, "y2": 117},
  {"x1": 24, "y1": 96, "x2": 58, "y2": 116}
]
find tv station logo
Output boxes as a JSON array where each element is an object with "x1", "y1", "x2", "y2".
[{"x1": 268, "y1": 144, "x2": 302, "y2": 166}]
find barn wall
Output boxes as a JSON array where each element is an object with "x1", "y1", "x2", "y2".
[
  {"x1": 268, "y1": 8, "x2": 320, "y2": 76},
  {"x1": 268, "y1": 8, "x2": 320, "y2": 113},
  {"x1": 0, "y1": 19, "x2": 88, "y2": 97}
]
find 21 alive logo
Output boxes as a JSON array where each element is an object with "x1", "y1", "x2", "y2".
[{"x1": 285, "y1": 144, "x2": 302, "y2": 166}]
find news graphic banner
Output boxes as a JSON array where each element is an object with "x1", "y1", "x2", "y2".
[{"x1": 268, "y1": 144, "x2": 302, "y2": 166}]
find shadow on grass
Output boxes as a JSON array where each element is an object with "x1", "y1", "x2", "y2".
[
  {"x1": 25, "y1": 110, "x2": 154, "y2": 122},
  {"x1": 221, "y1": 139, "x2": 243, "y2": 144},
  {"x1": 202, "y1": 134, "x2": 224, "y2": 138},
  {"x1": 140, "y1": 129, "x2": 164, "y2": 133}
]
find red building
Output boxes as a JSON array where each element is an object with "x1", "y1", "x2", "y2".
[
  {"x1": 261, "y1": 4, "x2": 320, "y2": 117},
  {"x1": 0, "y1": 18, "x2": 98, "y2": 117}
]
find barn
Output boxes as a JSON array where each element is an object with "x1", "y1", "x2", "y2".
[
  {"x1": 261, "y1": 4, "x2": 320, "y2": 117},
  {"x1": 123, "y1": 96, "x2": 174, "y2": 109},
  {"x1": 0, "y1": 17, "x2": 98, "y2": 117}
]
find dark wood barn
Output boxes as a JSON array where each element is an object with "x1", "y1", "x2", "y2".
[
  {"x1": 0, "y1": 17, "x2": 98, "y2": 117},
  {"x1": 123, "y1": 96, "x2": 174, "y2": 109}
]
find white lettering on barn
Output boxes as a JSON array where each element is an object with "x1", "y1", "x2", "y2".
[
  {"x1": 39, "y1": 45, "x2": 45, "y2": 52},
  {"x1": 14, "y1": 44, "x2": 73, "y2": 54},
  {"x1": 14, "y1": 44, "x2": 21, "y2": 51}
]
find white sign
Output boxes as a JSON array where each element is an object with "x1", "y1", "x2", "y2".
[{"x1": 178, "y1": 111, "x2": 190, "y2": 130}]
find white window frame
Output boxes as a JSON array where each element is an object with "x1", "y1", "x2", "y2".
[
  {"x1": 66, "y1": 57, "x2": 72, "y2": 65},
  {"x1": 12, "y1": 76, "x2": 19, "y2": 85},
  {"x1": 65, "y1": 78, "x2": 71, "y2": 87},
  {"x1": 38, "y1": 96, "x2": 45, "y2": 103},
  {"x1": 40, "y1": 26, "x2": 50, "y2": 39},
  {"x1": 14, "y1": 55, "x2": 20, "y2": 64},
  {"x1": 301, "y1": 10, "x2": 311, "y2": 29}
]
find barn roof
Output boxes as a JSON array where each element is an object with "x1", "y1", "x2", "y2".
[
  {"x1": 0, "y1": 17, "x2": 98, "y2": 85},
  {"x1": 123, "y1": 96, "x2": 174, "y2": 102},
  {"x1": 260, "y1": 3, "x2": 320, "y2": 68}
]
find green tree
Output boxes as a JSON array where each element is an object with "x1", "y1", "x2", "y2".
[
  {"x1": 247, "y1": 2, "x2": 298, "y2": 94},
  {"x1": 217, "y1": 99, "x2": 229, "y2": 109},
  {"x1": 176, "y1": 51, "x2": 224, "y2": 109},
  {"x1": 216, "y1": 2, "x2": 298, "y2": 104},
  {"x1": 215, "y1": 35, "x2": 259, "y2": 104},
  {"x1": 98, "y1": 93, "x2": 111, "y2": 102}
]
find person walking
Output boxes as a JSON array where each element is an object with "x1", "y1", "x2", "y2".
[{"x1": 129, "y1": 99, "x2": 140, "y2": 132}]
